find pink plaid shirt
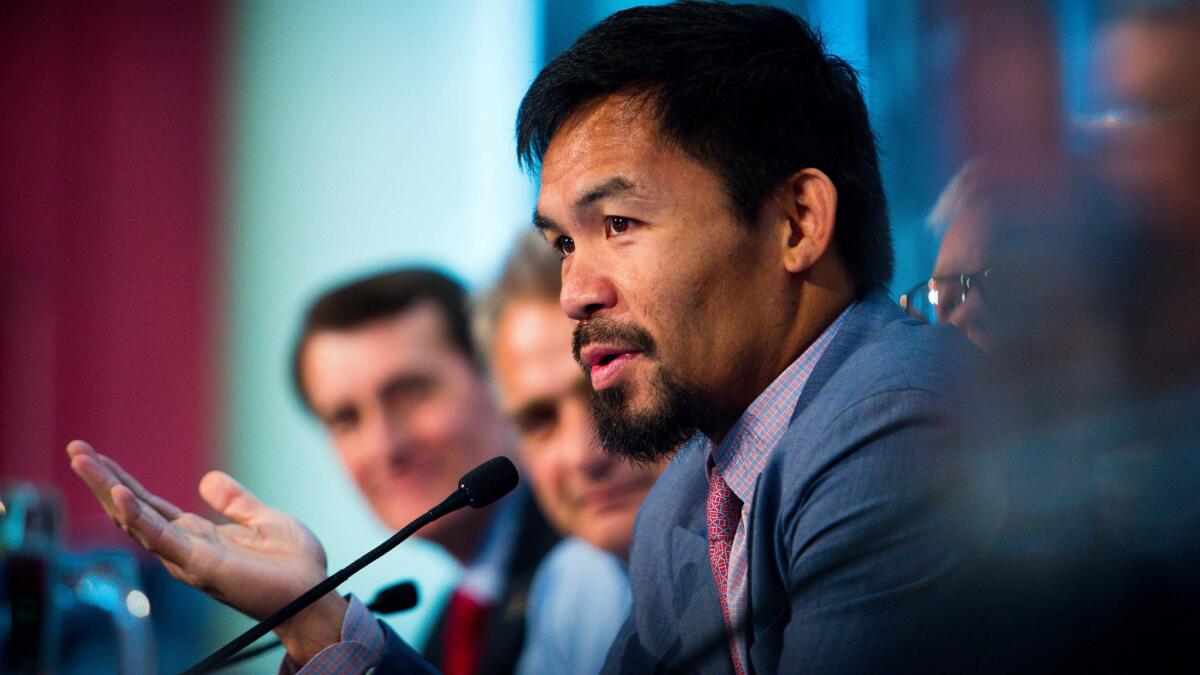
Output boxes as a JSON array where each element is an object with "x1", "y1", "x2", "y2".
[
  {"x1": 706, "y1": 304, "x2": 850, "y2": 673},
  {"x1": 279, "y1": 594, "x2": 382, "y2": 675}
]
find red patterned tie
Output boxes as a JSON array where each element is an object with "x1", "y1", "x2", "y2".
[
  {"x1": 441, "y1": 588, "x2": 491, "y2": 675},
  {"x1": 707, "y1": 471, "x2": 746, "y2": 675}
]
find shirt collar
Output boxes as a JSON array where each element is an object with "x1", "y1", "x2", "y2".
[{"x1": 456, "y1": 482, "x2": 526, "y2": 603}]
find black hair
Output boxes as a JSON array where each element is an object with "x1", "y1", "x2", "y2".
[
  {"x1": 290, "y1": 267, "x2": 476, "y2": 414},
  {"x1": 516, "y1": 1, "x2": 893, "y2": 294}
]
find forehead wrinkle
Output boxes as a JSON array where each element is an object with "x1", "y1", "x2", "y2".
[
  {"x1": 574, "y1": 176, "x2": 637, "y2": 211},
  {"x1": 543, "y1": 95, "x2": 654, "y2": 185}
]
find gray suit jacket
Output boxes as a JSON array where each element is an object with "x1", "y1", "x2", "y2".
[{"x1": 602, "y1": 292, "x2": 980, "y2": 674}]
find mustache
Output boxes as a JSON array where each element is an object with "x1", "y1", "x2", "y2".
[{"x1": 572, "y1": 318, "x2": 657, "y2": 370}]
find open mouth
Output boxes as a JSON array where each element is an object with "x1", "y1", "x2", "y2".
[
  {"x1": 596, "y1": 353, "x2": 622, "y2": 367},
  {"x1": 584, "y1": 348, "x2": 642, "y2": 390}
]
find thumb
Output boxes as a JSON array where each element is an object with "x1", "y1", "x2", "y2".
[{"x1": 199, "y1": 471, "x2": 268, "y2": 525}]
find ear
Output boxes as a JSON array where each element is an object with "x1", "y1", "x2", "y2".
[{"x1": 776, "y1": 168, "x2": 837, "y2": 274}]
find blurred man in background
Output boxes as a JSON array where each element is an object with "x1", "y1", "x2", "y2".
[
  {"x1": 900, "y1": 160, "x2": 999, "y2": 350},
  {"x1": 289, "y1": 269, "x2": 558, "y2": 674},
  {"x1": 476, "y1": 231, "x2": 666, "y2": 674}
]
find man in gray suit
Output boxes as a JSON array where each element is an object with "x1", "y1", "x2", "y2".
[{"x1": 68, "y1": 3, "x2": 980, "y2": 673}]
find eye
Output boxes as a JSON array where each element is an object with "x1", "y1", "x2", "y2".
[
  {"x1": 553, "y1": 235, "x2": 575, "y2": 258},
  {"x1": 605, "y1": 216, "x2": 631, "y2": 235},
  {"x1": 515, "y1": 402, "x2": 558, "y2": 440},
  {"x1": 381, "y1": 375, "x2": 434, "y2": 416},
  {"x1": 326, "y1": 407, "x2": 360, "y2": 434}
]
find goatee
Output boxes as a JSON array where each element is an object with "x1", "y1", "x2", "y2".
[{"x1": 574, "y1": 318, "x2": 713, "y2": 464}]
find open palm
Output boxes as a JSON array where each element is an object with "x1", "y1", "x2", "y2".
[{"x1": 67, "y1": 440, "x2": 329, "y2": 621}]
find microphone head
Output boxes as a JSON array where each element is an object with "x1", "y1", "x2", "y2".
[
  {"x1": 367, "y1": 581, "x2": 419, "y2": 615},
  {"x1": 459, "y1": 457, "x2": 519, "y2": 509}
]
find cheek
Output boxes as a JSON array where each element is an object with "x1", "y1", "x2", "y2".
[
  {"x1": 334, "y1": 437, "x2": 375, "y2": 490},
  {"x1": 530, "y1": 437, "x2": 570, "y2": 487},
  {"x1": 407, "y1": 394, "x2": 480, "y2": 460},
  {"x1": 636, "y1": 258, "x2": 734, "y2": 371},
  {"x1": 523, "y1": 442, "x2": 574, "y2": 520},
  {"x1": 621, "y1": 256, "x2": 691, "y2": 346}
]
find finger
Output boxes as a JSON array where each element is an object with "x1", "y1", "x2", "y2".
[
  {"x1": 69, "y1": 451, "x2": 123, "y2": 521},
  {"x1": 198, "y1": 471, "x2": 268, "y2": 526},
  {"x1": 112, "y1": 484, "x2": 193, "y2": 566},
  {"x1": 66, "y1": 438, "x2": 102, "y2": 460},
  {"x1": 99, "y1": 455, "x2": 184, "y2": 521},
  {"x1": 162, "y1": 559, "x2": 187, "y2": 580}
]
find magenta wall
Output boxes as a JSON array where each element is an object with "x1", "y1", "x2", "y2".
[{"x1": 0, "y1": 0, "x2": 225, "y2": 543}]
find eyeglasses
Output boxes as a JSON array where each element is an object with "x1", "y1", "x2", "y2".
[{"x1": 899, "y1": 267, "x2": 992, "y2": 325}]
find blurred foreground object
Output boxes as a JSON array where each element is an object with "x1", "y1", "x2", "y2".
[
  {"x1": 959, "y1": 154, "x2": 1200, "y2": 671},
  {"x1": 1091, "y1": 4, "x2": 1200, "y2": 241},
  {"x1": 1, "y1": 483, "x2": 155, "y2": 674}
]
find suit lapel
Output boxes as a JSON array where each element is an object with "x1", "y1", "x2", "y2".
[
  {"x1": 790, "y1": 292, "x2": 897, "y2": 425},
  {"x1": 667, "y1": 453, "x2": 723, "y2": 638},
  {"x1": 642, "y1": 447, "x2": 734, "y2": 674},
  {"x1": 667, "y1": 524, "x2": 735, "y2": 674},
  {"x1": 742, "y1": 293, "x2": 900, "y2": 671}
]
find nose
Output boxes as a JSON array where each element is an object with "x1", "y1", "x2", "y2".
[
  {"x1": 560, "y1": 255, "x2": 617, "y2": 320},
  {"x1": 377, "y1": 409, "x2": 413, "y2": 462},
  {"x1": 948, "y1": 291, "x2": 991, "y2": 347}
]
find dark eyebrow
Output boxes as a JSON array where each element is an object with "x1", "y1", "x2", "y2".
[
  {"x1": 510, "y1": 377, "x2": 589, "y2": 425},
  {"x1": 379, "y1": 372, "x2": 431, "y2": 400},
  {"x1": 532, "y1": 211, "x2": 560, "y2": 233},
  {"x1": 574, "y1": 176, "x2": 636, "y2": 212},
  {"x1": 512, "y1": 397, "x2": 556, "y2": 425},
  {"x1": 532, "y1": 176, "x2": 638, "y2": 234},
  {"x1": 323, "y1": 403, "x2": 358, "y2": 427}
]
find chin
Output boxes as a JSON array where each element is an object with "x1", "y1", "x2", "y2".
[
  {"x1": 376, "y1": 504, "x2": 422, "y2": 531},
  {"x1": 374, "y1": 489, "x2": 440, "y2": 529},
  {"x1": 579, "y1": 513, "x2": 637, "y2": 557}
]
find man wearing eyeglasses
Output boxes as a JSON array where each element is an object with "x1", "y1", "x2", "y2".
[{"x1": 900, "y1": 160, "x2": 997, "y2": 351}]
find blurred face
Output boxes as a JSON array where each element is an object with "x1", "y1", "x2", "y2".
[
  {"x1": 932, "y1": 208, "x2": 995, "y2": 351},
  {"x1": 1096, "y1": 18, "x2": 1200, "y2": 235},
  {"x1": 491, "y1": 299, "x2": 663, "y2": 556},
  {"x1": 535, "y1": 95, "x2": 789, "y2": 460},
  {"x1": 300, "y1": 303, "x2": 498, "y2": 540}
]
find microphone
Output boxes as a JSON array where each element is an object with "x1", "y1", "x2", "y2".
[
  {"x1": 182, "y1": 457, "x2": 519, "y2": 675},
  {"x1": 210, "y1": 581, "x2": 421, "y2": 671},
  {"x1": 367, "y1": 579, "x2": 420, "y2": 614}
]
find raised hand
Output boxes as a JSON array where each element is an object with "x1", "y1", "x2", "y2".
[{"x1": 66, "y1": 440, "x2": 348, "y2": 663}]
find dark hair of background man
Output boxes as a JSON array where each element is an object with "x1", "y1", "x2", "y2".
[
  {"x1": 290, "y1": 268, "x2": 477, "y2": 413},
  {"x1": 516, "y1": 0, "x2": 893, "y2": 296}
]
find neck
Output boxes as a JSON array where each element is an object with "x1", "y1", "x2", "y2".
[{"x1": 702, "y1": 274, "x2": 855, "y2": 446}]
